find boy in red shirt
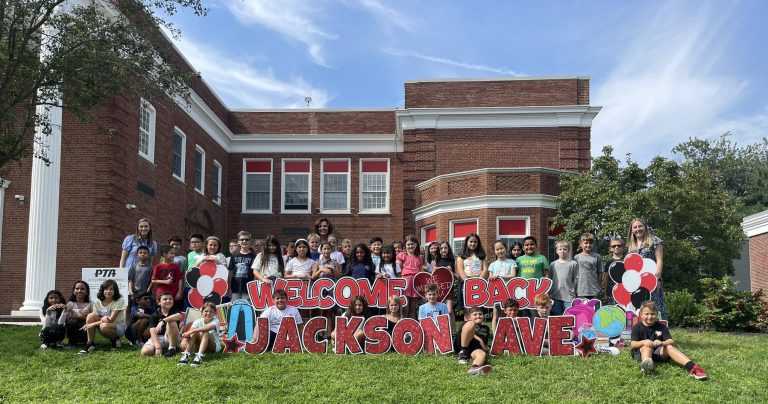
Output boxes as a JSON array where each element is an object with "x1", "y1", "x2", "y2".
[{"x1": 150, "y1": 245, "x2": 184, "y2": 310}]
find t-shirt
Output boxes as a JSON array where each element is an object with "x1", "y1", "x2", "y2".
[
  {"x1": 331, "y1": 251, "x2": 345, "y2": 266},
  {"x1": 128, "y1": 261, "x2": 153, "y2": 295},
  {"x1": 418, "y1": 302, "x2": 448, "y2": 320},
  {"x1": 549, "y1": 260, "x2": 578, "y2": 301},
  {"x1": 260, "y1": 305, "x2": 303, "y2": 334},
  {"x1": 130, "y1": 305, "x2": 155, "y2": 324},
  {"x1": 345, "y1": 262, "x2": 374, "y2": 282},
  {"x1": 149, "y1": 307, "x2": 181, "y2": 334},
  {"x1": 516, "y1": 254, "x2": 549, "y2": 279},
  {"x1": 397, "y1": 252, "x2": 424, "y2": 276},
  {"x1": 315, "y1": 257, "x2": 338, "y2": 279},
  {"x1": 376, "y1": 262, "x2": 400, "y2": 278},
  {"x1": 174, "y1": 255, "x2": 187, "y2": 270},
  {"x1": 192, "y1": 317, "x2": 221, "y2": 349},
  {"x1": 285, "y1": 258, "x2": 314, "y2": 278},
  {"x1": 461, "y1": 256, "x2": 483, "y2": 277},
  {"x1": 93, "y1": 298, "x2": 127, "y2": 327},
  {"x1": 121, "y1": 235, "x2": 157, "y2": 270},
  {"x1": 151, "y1": 262, "x2": 183, "y2": 298},
  {"x1": 252, "y1": 253, "x2": 283, "y2": 279},
  {"x1": 228, "y1": 251, "x2": 257, "y2": 294},
  {"x1": 630, "y1": 321, "x2": 672, "y2": 357},
  {"x1": 65, "y1": 301, "x2": 91, "y2": 321},
  {"x1": 574, "y1": 252, "x2": 603, "y2": 297},
  {"x1": 489, "y1": 259, "x2": 517, "y2": 278}
]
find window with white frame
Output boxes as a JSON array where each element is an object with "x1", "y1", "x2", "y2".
[
  {"x1": 212, "y1": 160, "x2": 222, "y2": 205},
  {"x1": 282, "y1": 159, "x2": 311, "y2": 213},
  {"x1": 243, "y1": 159, "x2": 272, "y2": 213},
  {"x1": 421, "y1": 225, "x2": 437, "y2": 245},
  {"x1": 497, "y1": 217, "x2": 529, "y2": 251},
  {"x1": 321, "y1": 159, "x2": 350, "y2": 213},
  {"x1": 360, "y1": 159, "x2": 389, "y2": 213},
  {"x1": 138, "y1": 99, "x2": 156, "y2": 162},
  {"x1": 194, "y1": 146, "x2": 205, "y2": 194},
  {"x1": 172, "y1": 127, "x2": 186, "y2": 181},
  {"x1": 450, "y1": 220, "x2": 478, "y2": 254}
]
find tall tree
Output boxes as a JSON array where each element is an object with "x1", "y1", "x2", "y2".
[
  {"x1": 0, "y1": 0, "x2": 206, "y2": 170},
  {"x1": 554, "y1": 145, "x2": 744, "y2": 293}
]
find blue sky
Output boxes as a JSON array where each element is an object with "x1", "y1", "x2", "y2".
[{"x1": 165, "y1": 0, "x2": 768, "y2": 164}]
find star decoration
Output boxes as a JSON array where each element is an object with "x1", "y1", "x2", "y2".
[
  {"x1": 222, "y1": 334, "x2": 245, "y2": 353},
  {"x1": 576, "y1": 336, "x2": 598, "y2": 357}
]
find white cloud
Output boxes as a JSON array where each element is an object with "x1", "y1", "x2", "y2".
[
  {"x1": 382, "y1": 48, "x2": 525, "y2": 77},
  {"x1": 591, "y1": 3, "x2": 756, "y2": 164},
  {"x1": 170, "y1": 34, "x2": 331, "y2": 109},
  {"x1": 352, "y1": 0, "x2": 414, "y2": 32},
  {"x1": 226, "y1": 0, "x2": 337, "y2": 67}
]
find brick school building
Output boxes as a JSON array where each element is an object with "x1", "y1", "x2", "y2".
[{"x1": 0, "y1": 51, "x2": 599, "y2": 314}]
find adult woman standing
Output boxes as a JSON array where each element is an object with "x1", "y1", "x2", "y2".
[
  {"x1": 119, "y1": 218, "x2": 157, "y2": 269},
  {"x1": 313, "y1": 218, "x2": 334, "y2": 243},
  {"x1": 627, "y1": 218, "x2": 667, "y2": 320}
]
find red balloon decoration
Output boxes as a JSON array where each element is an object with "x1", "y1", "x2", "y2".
[
  {"x1": 188, "y1": 288, "x2": 204, "y2": 309},
  {"x1": 639, "y1": 272, "x2": 657, "y2": 292},
  {"x1": 624, "y1": 253, "x2": 643, "y2": 271},
  {"x1": 612, "y1": 283, "x2": 631, "y2": 307},
  {"x1": 212, "y1": 278, "x2": 228, "y2": 296},
  {"x1": 199, "y1": 261, "x2": 217, "y2": 277}
]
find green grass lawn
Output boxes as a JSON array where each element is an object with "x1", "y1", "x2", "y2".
[{"x1": 1, "y1": 325, "x2": 766, "y2": 403}]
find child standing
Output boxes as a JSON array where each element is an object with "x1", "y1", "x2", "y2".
[
  {"x1": 185, "y1": 233, "x2": 206, "y2": 307},
  {"x1": 397, "y1": 236, "x2": 426, "y2": 319},
  {"x1": 455, "y1": 306, "x2": 492, "y2": 375},
  {"x1": 424, "y1": 242, "x2": 440, "y2": 273},
  {"x1": 283, "y1": 240, "x2": 295, "y2": 265},
  {"x1": 168, "y1": 236, "x2": 187, "y2": 269},
  {"x1": 194, "y1": 236, "x2": 227, "y2": 267},
  {"x1": 369, "y1": 237, "x2": 383, "y2": 267},
  {"x1": 39, "y1": 290, "x2": 66, "y2": 349},
  {"x1": 307, "y1": 233, "x2": 322, "y2": 261},
  {"x1": 604, "y1": 237, "x2": 626, "y2": 305},
  {"x1": 515, "y1": 236, "x2": 549, "y2": 279},
  {"x1": 150, "y1": 245, "x2": 184, "y2": 309},
  {"x1": 252, "y1": 235, "x2": 286, "y2": 284},
  {"x1": 631, "y1": 301, "x2": 708, "y2": 380},
  {"x1": 456, "y1": 233, "x2": 488, "y2": 318},
  {"x1": 327, "y1": 234, "x2": 345, "y2": 267},
  {"x1": 375, "y1": 245, "x2": 401, "y2": 279},
  {"x1": 120, "y1": 218, "x2": 157, "y2": 270},
  {"x1": 128, "y1": 245, "x2": 152, "y2": 306},
  {"x1": 530, "y1": 293, "x2": 552, "y2": 355},
  {"x1": 436, "y1": 241, "x2": 457, "y2": 331},
  {"x1": 343, "y1": 243, "x2": 375, "y2": 283},
  {"x1": 178, "y1": 302, "x2": 222, "y2": 367},
  {"x1": 229, "y1": 231, "x2": 257, "y2": 301},
  {"x1": 549, "y1": 240, "x2": 578, "y2": 316},
  {"x1": 285, "y1": 239, "x2": 314, "y2": 280},
  {"x1": 489, "y1": 240, "x2": 517, "y2": 332},
  {"x1": 63, "y1": 281, "x2": 91, "y2": 348},
  {"x1": 340, "y1": 239, "x2": 353, "y2": 263},
  {"x1": 574, "y1": 233, "x2": 603, "y2": 300},
  {"x1": 79, "y1": 280, "x2": 127, "y2": 353},
  {"x1": 314, "y1": 242, "x2": 342, "y2": 280},
  {"x1": 418, "y1": 284, "x2": 449, "y2": 321},
  {"x1": 141, "y1": 291, "x2": 182, "y2": 357}
]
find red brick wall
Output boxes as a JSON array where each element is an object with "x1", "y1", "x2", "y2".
[
  {"x1": 405, "y1": 78, "x2": 590, "y2": 108},
  {"x1": 227, "y1": 111, "x2": 396, "y2": 134},
  {"x1": 416, "y1": 170, "x2": 562, "y2": 207},
  {"x1": 750, "y1": 233, "x2": 768, "y2": 295},
  {"x1": 0, "y1": 153, "x2": 33, "y2": 313}
]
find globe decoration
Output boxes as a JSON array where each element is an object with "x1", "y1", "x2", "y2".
[{"x1": 592, "y1": 306, "x2": 626, "y2": 338}]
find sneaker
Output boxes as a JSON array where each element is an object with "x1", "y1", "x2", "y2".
[
  {"x1": 63, "y1": 343, "x2": 74, "y2": 350},
  {"x1": 78, "y1": 343, "x2": 96, "y2": 355},
  {"x1": 458, "y1": 350, "x2": 469, "y2": 364},
  {"x1": 111, "y1": 339, "x2": 121, "y2": 350},
  {"x1": 40, "y1": 343, "x2": 48, "y2": 350},
  {"x1": 478, "y1": 364, "x2": 492, "y2": 375},
  {"x1": 190, "y1": 354, "x2": 203, "y2": 367},
  {"x1": 467, "y1": 365, "x2": 481, "y2": 375},
  {"x1": 177, "y1": 353, "x2": 190, "y2": 366},
  {"x1": 55, "y1": 342, "x2": 64, "y2": 349},
  {"x1": 164, "y1": 347, "x2": 177, "y2": 358},
  {"x1": 640, "y1": 358, "x2": 655, "y2": 374},
  {"x1": 689, "y1": 364, "x2": 709, "y2": 381}
]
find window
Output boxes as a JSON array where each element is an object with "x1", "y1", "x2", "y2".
[
  {"x1": 360, "y1": 159, "x2": 389, "y2": 213},
  {"x1": 194, "y1": 146, "x2": 205, "y2": 194},
  {"x1": 548, "y1": 219, "x2": 565, "y2": 263},
  {"x1": 497, "y1": 217, "x2": 529, "y2": 250},
  {"x1": 138, "y1": 99, "x2": 156, "y2": 162},
  {"x1": 243, "y1": 159, "x2": 272, "y2": 213},
  {"x1": 212, "y1": 160, "x2": 222, "y2": 205},
  {"x1": 282, "y1": 159, "x2": 311, "y2": 213},
  {"x1": 450, "y1": 220, "x2": 478, "y2": 253},
  {"x1": 321, "y1": 159, "x2": 350, "y2": 213},
  {"x1": 172, "y1": 127, "x2": 186, "y2": 181},
  {"x1": 421, "y1": 225, "x2": 437, "y2": 245}
]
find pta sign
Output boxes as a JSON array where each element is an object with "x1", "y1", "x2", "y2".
[{"x1": 82, "y1": 267, "x2": 128, "y2": 301}]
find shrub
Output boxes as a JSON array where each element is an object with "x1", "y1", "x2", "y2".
[
  {"x1": 665, "y1": 290, "x2": 699, "y2": 327},
  {"x1": 695, "y1": 277, "x2": 768, "y2": 332}
]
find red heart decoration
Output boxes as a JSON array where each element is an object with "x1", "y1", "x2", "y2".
[{"x1": 412, "y1": 267, "x2": 454, "y2": 302}]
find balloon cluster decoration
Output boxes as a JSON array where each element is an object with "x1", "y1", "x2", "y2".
[
  {"x1": 608, "y1": 253, "x2": 658, "y2": 312},
  {"x1": 186, "y1": 260, "x2": 229, "y2": 309}
]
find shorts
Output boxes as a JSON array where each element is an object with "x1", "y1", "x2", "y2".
[
  {"x1": 97, "y1": 324, "x2": 125, "y2": 338},
  {"x1": 144, "y1": 335, "x2": 178, "y2": 351},
  {"x1": 632, "y1": 346, "x2": 668, "y2": 363}
]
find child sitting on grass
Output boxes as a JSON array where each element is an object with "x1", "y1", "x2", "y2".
[
  {"x1": 179, "y1": 302, "x2": 222, "y2": 367},
  {"x1": 79, "y1": 280, "x2": 127, "y2": 354},
  {"x1": 141, "y1": 291, "x2": 181, "y2": 357},
  {"x1": 455, "y1": 306, "x2": 491, "y2": 375},
  {"x1": 631, "y1": 301, "x2": 708, "y2": 380},
  {"x1": 40, "y1": 290, "x2": 66, "y2": 349}
]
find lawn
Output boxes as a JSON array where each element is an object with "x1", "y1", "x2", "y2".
[{"x1": 1, "y1": 325, "x2": 766, "y2": 403}]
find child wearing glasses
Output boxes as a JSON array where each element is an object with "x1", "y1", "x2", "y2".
[
  {"x1": 604, "y1": 237, "x2": 625, "y2": 305},
  {"x1": 229, "y1": 231, "x2": 256, "y2": 301}
]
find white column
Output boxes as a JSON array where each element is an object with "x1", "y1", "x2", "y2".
[
  {"x1": 15, "y1": 103, "x2": 63, "y2": 314},
  {"x1": 0, "y1": 178, "x2": 10, "y2": 264}
]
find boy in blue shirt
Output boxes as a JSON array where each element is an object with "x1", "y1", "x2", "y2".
[{"x1": 418, "y1": 284, "x2": 448, "y2": 321}]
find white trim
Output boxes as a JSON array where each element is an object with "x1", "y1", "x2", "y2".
[
  {"x1": 212, "y1": 159, "x2": 222, "y2": 206},
  {"x1": 449, "y1": 218, "x2": 479, "y2": 253},
  {"x1": 194, "y1": 145, "x2": 205, "y2": 195},
  {"x1": 242, "y1": 159, "x2": 273, "y2": 214},
  {"x1": 496, "y1": 216, "x2": 530, "y2": 239},
  {"x1": 0, "y1": 178, "x2": 9, "y2": 265},
  {"x1": 138, "y1": 98, "x2": 156, "y2": 162},
  {"x1": 413, "y1": 194, "x2": 557, "y2": 222},
  {"x1": 320, "y1": 158, "x2": 351, "y2": 214},
  {"x1": 172, "y1": 127, "x2": 186, "y2": 182},
  {"x1": 743, "y1": 210, "x2": 768, "y2": 238},
  {"x1": 404, "y1": 76, "x2": 590, "y2": 84},
  {"x1": 281, "y1": 159, "x2": 312, "y2": 214},
  {"x1": 416, "y1": 167, "x2": 570, "y2": 190},
  {"x1": 421, "y1": 224, "x2": 437, "y2": 245},
  {"x1": 359, "y1": 158, "x2": 390, "y2": 214},
  {"x1": 396, "y1": 106, "x2": 601, "y2": 134},
  {"x1": 229, "y1": 134, "x2": 402, "y2": 153}
]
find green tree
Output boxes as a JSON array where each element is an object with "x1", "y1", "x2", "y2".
[
  {"x1": 0, "y1": 0, "x2": 206, "y2": 170},
  {"x1": 553, "y1": 146, "x2": 744, "y2": 293}
]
